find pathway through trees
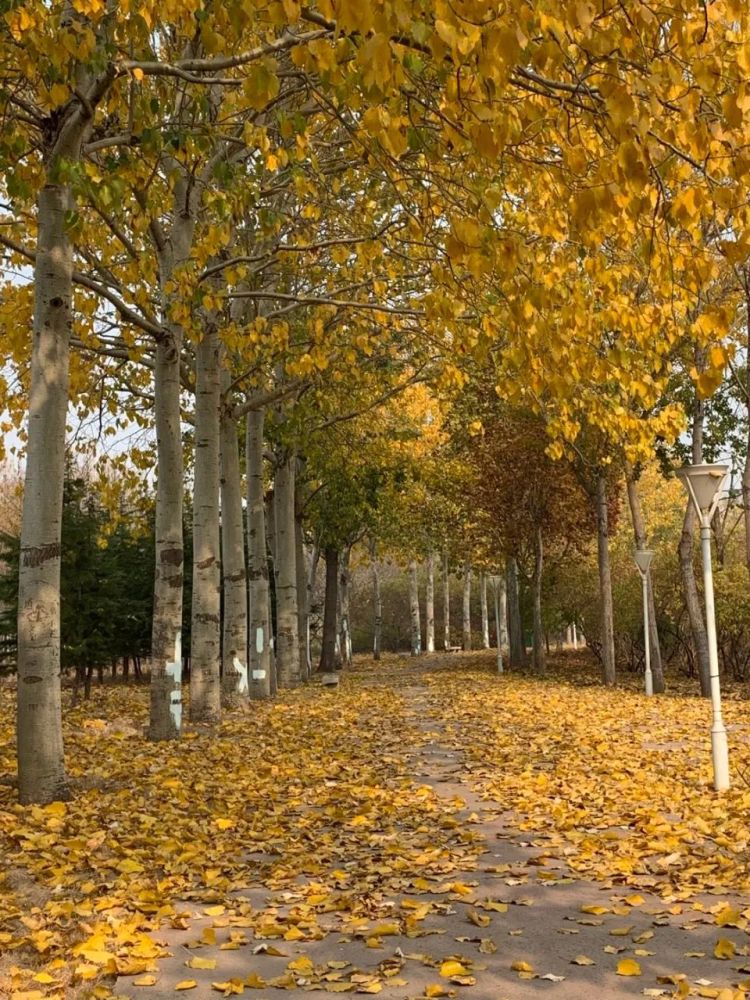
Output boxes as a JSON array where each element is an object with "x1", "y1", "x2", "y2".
[{"x1": 2, "y1": 654, "x2": 750, "y2": 998}]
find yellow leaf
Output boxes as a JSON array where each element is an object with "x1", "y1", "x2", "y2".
[
  {"x1": 134, "y1": 976, "x2": 158, "y2": 986},
  {"x1": 214, "y1": 818, "x2": 234, "y2": 830},
  {"x1": 714, "y1": 938, "x2": 736, "y2": 959},
  {"x1": 287, "y1": 956, "x2": 314, "y2": 973},
  {"x1": 571, "y1": 955, "x2": 595, "y2": 966},
  {"x1": 175, "y1": 981, "x2": 198, "y2": 991},
  {"x1": 424, "y1": 988, "x2": 450, "y2": 999},
  {"x1": 624, "y1": 894, "x2": 645, "y2": 906},
  {"x1": 440, "y1": 961, "x2": 468, "y2": 978},
  {"x1": 616, "y1": 959, "x2": 641, "y2": 976},
  {"x1": 187, "y1": 958, "x2": 217, "y2": 970},
  {"x1": 511, "y1": 960, "x2": 534, "y2": 973},
  {"x1": 580, "y1": 905, "x2": 608, "y2": 915}
]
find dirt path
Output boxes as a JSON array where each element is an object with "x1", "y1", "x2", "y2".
[{"x1": 119, "y1": 657, "x2": 750, "y2": 999}]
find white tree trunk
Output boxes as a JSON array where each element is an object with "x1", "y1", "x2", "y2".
[
  {"x1": 295, "y1": 510, "x2": 310, "y2": 681},
  {"x1": 625, "y1": 467, "x2": 665, "y2": 693},
  {"x1": 493, "y1": 577, "x2": 504, "y2": 673},
  {"x1": 190, "y1": 328, "x2": 222, "y2": 723},
  {"x1": 480, "y1": 571, "x2": 490, "y2": 649},
  {"x1": 338, "y1": 546, "x2": 353, "y2": 666},
  {"x1": 462, "y1": 563, "x2": 472, "y2": 651},
  {"x1": 507, "y1": 557, "x2": 524, "y2": 666},
  {"x1": 273, "y1": 454, "x2": 301, "y2": 688},
  {"x1": 425, "y1": 550, "x2": 435, "y2": 653},
  {"x1": 572, "y1": 622, "x2": 578, "y2": 649},
  {"x1": 370, "y1": 540, "x2": 382, "y2": 660},
  {"x1": 596, "y1": 472, "x2": 616, "y2": 686},
  {"x1": 17, "y1": 183, "x2": 74, "y2": 803},
  {"x1": 246, "y1": 408, "x2": 271, "y2": 699},
  {"x1": 532, "y1": 525, "x2": 545, "y2": 673},
  {"x1": 149, "y1": 198, "x2": 197, "y2": 740},
  {"x1": 443, "y1": 548, "x2": 451, "y2": 650},
  {"x1": 220, "y1": 376, "x2": 248, "y2": 706},
  {"x1": 409, "y1": 560, "x2": 421, "y2": 656},
  {"x1": 149, "y1": 326, "x2": 185, "y2": 739},
  {"x1": 496, "y1": 572, "x2": 508, "y2": 648}
]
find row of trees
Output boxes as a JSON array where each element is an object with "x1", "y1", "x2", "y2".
[{"x1": 4, "y1": 1, "x2": 750, "y2": 803}]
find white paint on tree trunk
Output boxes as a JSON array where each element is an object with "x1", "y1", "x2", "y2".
[
  {"x1": 252, "y1": 669, "x2": 267, "y2": 680},
  {"x1": 256, "y1": 626, "x2": 265, "y2": 654},
  {"x1": 233, "y1": 657, "x2": 248, "y2": 695}
]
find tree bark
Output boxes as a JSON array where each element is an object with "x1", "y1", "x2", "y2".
[
  {"x1": 320, "y1": 546, "x2": 339, "y2": 672},
  {"x1": 425, "y1": 551, "x2": 435, "y2": 653},
  {"x1": 220, "y1": 379, "x2": 248, "y2": 707},
  {"x1": 625, "y1": 467, "x2": 665, "y2": 693},
  {"x1": 507, "y1": 557, "x2": 524, "y2": 667},
  {"x1": 409, "y1": 559, "x2": 422, "y2": 656},
  {"x1": 189, "y1": 329, "x2": 222, "y2": 723},
  {"x1": 295, "y1": 509, "x2": 310, "y2": 681},
  {"x1": 273, "y1": 455, "x2": 301, "y2": 688},
  {"x1": 370, "y1": 540, "x2": 382, "y2": 660},
  {"x1": 532, "y1": 526, "x2": 545, "y2": 673},
  {"x1": 462, "y1": 563, "x2": 472, "y2": 651},
  {"x1": 480, "y1": 571, "x2": 490, "y2": 649},
  {"x1": 16, "y1": 183, "x2": 75, "y2": 803},
  {"x1": 679, "y1": 394, "x2": 711, "y2": 696},
  {"x1": 149, "y1": 194, "x2": 198, "y2": 740},
  {"x1": 496, "y1": 572, "x2": 508, "y2": 648},
  {"x1": 596, "y1": 472, "x2": 616, "y2": 686},
  {"x1": 338, "y1": 545, "x2": 353, "y2": 666},
  {"x1": 443, "y1": 548, "x2": 451, "y2": 650},
  {"x1": 246, "y1": 408, "x2": 272, "y2": 699}
]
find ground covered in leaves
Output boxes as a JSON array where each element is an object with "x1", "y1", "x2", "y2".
[{"x1": 1, "y1": 653, "x2": 750, "y2": 1000}]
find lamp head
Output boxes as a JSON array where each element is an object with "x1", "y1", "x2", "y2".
[
  {"x1": 634, "y1": 548, "x2": 654, "y2": 575},
  {"x1": 675, "y1": 463, "x2": 729, "y2": 518}
]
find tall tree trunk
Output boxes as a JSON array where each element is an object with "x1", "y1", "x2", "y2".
[
  {"x1": 625, "y1": 466, "x2": 665, "y2": 694},
  {"x1": 149, "y1": 200, "x2": 198, "y2": 740},
  {"x1": 462, "y1": 563, "x2": 472, "y2": 651},
  {"x1": 743, "y1": 277, "x2": 750, "y2": 573},
  {"x1": 320, "y1": 546, "x2": 339, "y2": 672},
  {"x1": 596, "y1": 472, "x2": 616, "y2": 686},
  {"x1": 190, "y1": 329, "x2": 222, "y2": 723},
  {"x1": 409, "y1": 560, "x2": 422, "y2": 656},
  {"x1": 17, "y1": 184, "x2": 75, "y2": 802},
  {"x1": 679, "y1": 393, "x2": 711, "y2": 696},
  {"x1": 443, "y1": 548, "x2": 451, "y2": 650},
  {"x1": 370, "y1": 540, "x2": 382, "y2": 660},
  {"x1": 149, "y1": 327, "x2": 185, "y2": 739},
  {"x1": 480, "y1": 571, "x2": 490, "y2": 649},
  {"x1": 295, "y1": 511, "x2": 310, "y2": 681},
  {"x1": 220, "y1": 385, "x2": 248, "y2": 706},
  {"x1": 507, "y1": 557, "x2": 524, "y2": 667},
  {"x1": 493, "y1": 577, "x2": 504, "y2": 673},
  {"x1": 425, "y1": 550, "x2": 435, "y2": 653},
  {"x1": 246, "y1": 408, "x2": 271, "y2": 699},
  {"x1": 532, "y1": 526, "x2": 545, "y2": 673},
  {"x1": 496, "y1": 572, "x2": 508, "y2": 648},
  {"x1": 338, "y1": 545, "x2": 353, "y2": 666},
  {"x1": 16, "y1": 51, "x2": 115, "y2": 803},
  {"x1": 273, "y1": 455, "x2": 301, "y2": 688}
]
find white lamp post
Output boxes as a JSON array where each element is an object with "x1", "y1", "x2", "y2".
[
  {"x1": 675, "y1": 462, "x2": 730, "y2": 792},
  {"x1": 633, "y1": 548, "x2": 654, "y2": 696}
]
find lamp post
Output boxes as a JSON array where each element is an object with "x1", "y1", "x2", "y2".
[
  {"x1": 675, "y1": 462, "x2": 730, "y2": 792},
  {"x1": 633, "y1": 548, "x2": 654, "y2": 696}
]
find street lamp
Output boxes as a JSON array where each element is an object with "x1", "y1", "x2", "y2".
[
  {"x1": 675, "y1": 462, "x2": 730, "y2": 792},
  {"x1": 633, "y1": 548, "x2": 654, "y2": 696}
]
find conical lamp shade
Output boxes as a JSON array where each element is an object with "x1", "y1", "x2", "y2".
[
  {"x1": 634, "y1": 549, "x2": 654, "y2": 574},
  {"x1": 676, "y1": 463, "x2": 729, "y2": 513}
]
